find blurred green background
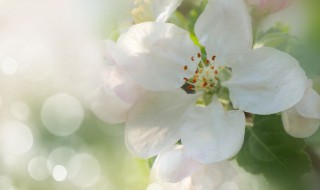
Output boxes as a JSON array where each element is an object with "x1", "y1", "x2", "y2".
[{"x1": 1, "y1": 0, "x2": 320, "y2": 190}]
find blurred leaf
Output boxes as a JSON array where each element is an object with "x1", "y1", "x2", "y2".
[
  {"x1": 148, "y1": 156, "x2": 156, "y2": 169},
  {"x1": 237, "y1": 115, "x2": 311, "y2": 190}
]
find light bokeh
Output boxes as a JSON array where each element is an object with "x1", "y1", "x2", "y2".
[{"x1": 0, "y1": 0, "x2": 319, "y2": 189}]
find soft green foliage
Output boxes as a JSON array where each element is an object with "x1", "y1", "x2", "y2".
[{"x1": 237, "y1": 115, "x2": 311, "y2": 189}]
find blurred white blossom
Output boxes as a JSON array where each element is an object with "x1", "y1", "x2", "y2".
[
  {"x1": 282, "y1": 80, "x2": 320, "y2": 138},
  {"x1": 246, "y1": 0, "x2": 293, "y2": 13}
]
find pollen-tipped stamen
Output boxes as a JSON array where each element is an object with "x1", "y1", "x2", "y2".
[{"x1": 182, "y1": 54, "x2": 225, "y2": 93}]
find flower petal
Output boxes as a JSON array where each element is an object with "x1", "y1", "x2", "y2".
[
  {"x1": 181, "y1": 97, "x2": 246, "y2": 164},
  {"x1": 147, "y1": 177, "x2": 192, "y2": 190},
  {"x1": 116, "y1": 22, "x2": 199, "y2": 91},
  {"x1": 125, "y1": 89, "x2": 199, "y2": 158},
  {"x1": 295, "y1": 80, "x2": 320, "y2": 119},
  {"x1": 191, "y1": 161, "x2": 238, "y2": 190},
  {"x1": 151, "y1": 145, "x2": 201, "y2": 183},
  {"x1": 88, "y1": 85, "x2": 131, "y2": 124},
  {"x1": 223, "y1": 47, "x2": 307, "y2": 115},
  {"x1": 282, "y1": 107, "x2": 320, "y2": 138},
  {"x1": 104, "y1": 40, "x2": 118, "y2": 66},
  {"x1": 152, "y1": 0, "x2": 183, "y2": 22},
  {"x1": 108, "y1": 65, "x2": 145, "y2": 103},
  {"x1": 195, "y1": 0, "x2": 252, "y2": 65}
]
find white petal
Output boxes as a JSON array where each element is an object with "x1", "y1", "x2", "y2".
[
  {"x1": 108, "y1": 65, "x2": 145, "y2": 103},
  {"x1": 192, "y1": 161, "x2": 238, "y2": 190},
  {"x1": 116, "y1": 22, "x2": 199, "y2": 91},
  {"x1": 125, "y1": 89, "x2": 199, "y2": 158},
  {"x1": 295, "y1": 80, "x2": 320, "y2": 119},
  {"x1": 223, "y1": 47, "x2": 307, "y2": 115},
  {"x1": 181, "y1": 97, "x2": 246, "y2": 164},
  {"x1": 151, "y1": 145, "x2": 201, "y2": 183},
  {"x1": 282, "y1": 107, "x2": 320, "y2": 138},
  {"x1": 88, "y1": 85, "x2": 131, "y2": 124},
  {"x1": 104, "y1": 40, "x2": 146, "y2": 103},
  {"x1": 195, "y1": 0, "x2": 252, "y2": 65},
  {"x1": 104, "y1": 40, "x2": 118, "y2": 66},
  {"x1": 147, "y1": 177, "x2": 192, "y2": 190},
  {"x1": 152, "y1": 0, "x2": 183, "y2": 22}
]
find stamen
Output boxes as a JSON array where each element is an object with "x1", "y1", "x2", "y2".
[
  {"x1": 184, "y1": 65, "x2": 188, "y2": 71},
  {"x1": 202, "y1": 81, "x2": 208, "y2": 87},
  {"x1": 182, "y1": 54, "x2": 223, "y2": 94},
  {"x1": 187, "y1": 85, "x2": 193, "y2": 90}
]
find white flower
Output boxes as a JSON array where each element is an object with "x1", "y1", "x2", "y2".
[
  {"x1": 88, "y1": 40, "x2": 145, "y2": 124},
  {"x1": 246, "y1": 0, "x2": 293, "y2": 13},
  {"x1": 89, "y1": 0, "x2": 182, "y2": 123},
  {"x1": 117, "y1": 0, "x2": 307, "y2": 164},
  {"x1": 257, "y1": 1, "x2": 306, "y2": 37},
  {"x1": 89, "y1": 0, "x2": 184, "y2": 123},
  {"x1": 148, "y1": 145, "x2": 262, "y2": 190},
  {"x1": 282, "y1": 80, "x2": 320, "y2": 138},
  {"x1": 132, "y1": 0, "x2": 183, "y2": 23}
]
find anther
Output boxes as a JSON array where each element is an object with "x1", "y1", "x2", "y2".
[
  {"x1": 206, "y1": 59, "x2": 210, "y2": 64},
  {"x1": 202, "y1": 81, "x2": 208, "y2": 87},
  {"x1": 197, "y1": 53, "x2": 201, "y2": 58},
  {"x1": 191, "y1": 56, "x2": 195, "y2": 61},
  {"x1": 187, "y1": 85, "x2": 193, "y2": 90},
  {"x1": 212, "y1": 55, "x2": 216, "y2": 60},
  {"x1": 184, "y1": 65, "x2": 188, "y2": 71},
  {"x1": 214, "y1": 70, "x2": 218, "y2": 75},
  {"x1": 183, "y1": 77, "x2": 188, "y2": 82}
]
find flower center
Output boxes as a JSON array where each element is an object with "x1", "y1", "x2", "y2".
[
  {"x1": 182, "y1": 53, "x2": 231, "y2": 105},
  {"x1": 183, "y1": 53, "x2": 226, "y2": 93}
]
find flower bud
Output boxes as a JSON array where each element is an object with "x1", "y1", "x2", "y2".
[{"x1": 246, "y1": 0, "x2": 293, "y2": 13}]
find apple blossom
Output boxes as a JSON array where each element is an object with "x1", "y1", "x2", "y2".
[
  {"x1": 117, "y1": 0, "x2": 307, "y2": 164},
  {"x1": 148, "y1": 145, "x2": 257, "y2": 190},
  {"x1": 132, "y1": 0, "x2": 183, "y2": 23},
  {"x1": 259, "y1": 1, "x2": 306, "y2": 37},
  {"x1": 89, "y1": 0, "x2": 182, "y2": 123},
  {"x1": 88, "y1": 40, "x2": 145, "y2": 124},
  {"x1": 246, "y1": 0, "x2": 293, "y2": 13},
  {"x1": 282, "y1": 80, "x2": 320, "y2": 138}
]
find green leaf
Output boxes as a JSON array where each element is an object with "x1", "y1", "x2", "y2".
[{"x1": 237, "y1": 115, "x2": 311, "y2": 189}]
